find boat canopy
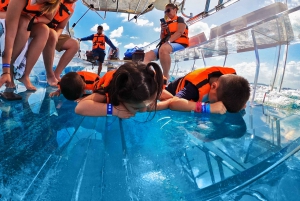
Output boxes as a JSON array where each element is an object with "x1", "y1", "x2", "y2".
[{"x1": 81, "y1": 0, "x2": 156, "y2": 15}]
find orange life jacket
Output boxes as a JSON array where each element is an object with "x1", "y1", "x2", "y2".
[
  {"x1": 92, "y1": 34, "x2": 105, "y2": 50},
  {"x1": 77, "y1": 71, "x2": 100, "y2": 91},
  {"x1": 175, "y1": 66, "x2": 236, "y2": 102},
  {"x1": 48, "y1": 1, "x2": 74, "y2": 29},
  {"x1": 22, "y1": 0, "x2": 46, "y2": 31},
  {"x1": 163, "y1": 16, "x2": 189, "y2": 47},
  {"x1": 0, "y1": 0, "x2": 9, "y2": 12},
  {"x1": 93, "y1": 70, "x2": 115, "y2": 102},
  {"x1": 96, "y1": 70, "x2": 168, "y2": 90},
  {"x1": 22, "y1": 0, "x2": 43, "y2": 17},
  {"x1": 58, "y1": 71, "x2": 100, "y2": 90},
  {"x1": 95, "y1": 70, "x2": 115, "y2": 90}
]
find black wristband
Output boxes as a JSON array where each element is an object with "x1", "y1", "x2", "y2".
[{"x1": 1, "y1": 72, "x2": 10, "y2": 76}]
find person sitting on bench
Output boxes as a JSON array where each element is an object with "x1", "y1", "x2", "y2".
[{"x1": 143, "y1": 3, "x2": 189, "y2": 81}]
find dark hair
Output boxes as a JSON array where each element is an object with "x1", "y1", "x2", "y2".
[
  {"x1": 60, "y1": 72, "x2": 85, "y2": 100},
  {"x1": 97, "y1": 25, "x2": 103, "y2": 30},
  {"x1": 97, "y1": 62, "x2": 163, "y2": 108},
  {"x1": 217, "y1": 74, "x2": 250, "y2": 113},
  {"x1": 165, "y1": 3, "x2": 178, "y2": 10}
]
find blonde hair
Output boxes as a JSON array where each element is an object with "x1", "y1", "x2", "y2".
[{"x1": 40, "y1": 0, "x2": 61, "y2": 14}]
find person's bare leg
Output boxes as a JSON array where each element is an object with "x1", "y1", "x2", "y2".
[
  {"x1": 158, "y1": 43, "x2": 172, "y2": 80},
  {"x1": 54, "y1": 38, "x2": 79, "y2": 81},
  {"x1": 43, "y1": 29, "x2": 58, "y2": 86},
  {"x1": 97, "y1": 62, "x2": 103, "y2": 75},
  {"x1": 143, "y1": 50, "x2": 156, "y2": 64},
  {"x1": 18, "y1": 23, "x2": 49, "y2": 91},
  {"x1": 7, "y1": 17, "x2": 30, "y2": 88}
]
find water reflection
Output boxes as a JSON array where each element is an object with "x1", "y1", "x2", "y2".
[
  {"x1": 0, "y1": 87, "x2": 82, "y2": 200},
  {"x1": 159, "y1": 111, "x2": 247, "y2": 143}
]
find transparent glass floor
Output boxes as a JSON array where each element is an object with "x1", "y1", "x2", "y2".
[
  {"x1": 1, "y1": 1, "x2": 300, "y2": 200},
  {"x1": 0, "y1": 84, "x2": 300, "y2": 200}
]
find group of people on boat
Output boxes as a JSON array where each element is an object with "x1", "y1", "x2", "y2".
[
  {"x1": 0, "y1": 0, "x2": 78, "y2": 90},
  {"x1": 0, "y1": 1, "x2": 251, "y2": 118}
]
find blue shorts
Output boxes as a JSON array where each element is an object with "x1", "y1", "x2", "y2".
[
  {"x1": 152, "y1": 42, "x2": 185, "y2": 58},
  {"x1": 92, "y1": 49, "x2": 106, "y2": 63}
]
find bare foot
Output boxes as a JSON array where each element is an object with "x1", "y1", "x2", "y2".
[
  {"x1": 6, "y1": 82, "x2": 16, "y2": 89},
  {"x1": 47, "y1": 75, "x2": 58, "y2": 87},
  {"x1": 18, "y1": 76, "x2": 37, "y2": 91}
]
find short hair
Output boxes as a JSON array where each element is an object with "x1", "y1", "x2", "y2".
[
  {"x1": 60, "y1": 72, "x2": 85, "y2": 100},
  {"x1": 217, "y1": 74, "x2": 250, "y2": 113},
  {"x1": 165, "y1": 3, "x2": 179, "y2": 10},
  {"x1": 97, "y1": 25, "x2": 103, "y2": 30}
]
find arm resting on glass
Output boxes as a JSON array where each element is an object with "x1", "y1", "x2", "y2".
[{"x1": 169, "y1": 97, "x2": 227, "y2": 114}]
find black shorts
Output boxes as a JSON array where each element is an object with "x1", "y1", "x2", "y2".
[{"x1": 92, "y1": 49, "x2": 106, "y2": 63}]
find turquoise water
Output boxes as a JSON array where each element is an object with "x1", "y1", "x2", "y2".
[
  {"x1": 1, "y1": 83, "x2": 300, "y2": 200},
  {"x1": 1, "y1": 1, "x2": 300, "y2": 199}
]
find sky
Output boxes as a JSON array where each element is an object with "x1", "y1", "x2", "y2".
[
  {"x1": 65, "y1": 0, "x2": 300, "y2": 90},
  {"x1": 70, "y1": 0, "x2": 220, "y2": 55}
]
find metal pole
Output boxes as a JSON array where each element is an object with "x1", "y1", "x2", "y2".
[
  {"x1": 250, "y1": 30, "x2": 261, "y2": 106},
  {"x1": 278, "y1": 44, "x2": 289, "y2": 92},
  {"x1": 270, "y1": 19, "x2": 282, "y2": 91},
  {"x1": 204, "y1": 0, "x2": 211, "y2": 13},
  {"x1": 201, "y1": 49, "x2": 206, "y2": 66}
]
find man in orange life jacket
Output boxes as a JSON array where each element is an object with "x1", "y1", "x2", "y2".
[
  {"x1": 78, "y1": 25, "x2": 117, "y2": 75},
  {"x1": 164, "y1": 66, "x2": 250, "y2": 113},
  {"x1": 143, "y1": 3, "x2": 189, "y2": 81}
]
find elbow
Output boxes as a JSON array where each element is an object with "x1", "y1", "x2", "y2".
[
  {"x1": 168, "y1": 98, "x2": 178, "y2": 110},
  {"x1": 75, "y1": 104, "x2": 85, "y2": 115}
]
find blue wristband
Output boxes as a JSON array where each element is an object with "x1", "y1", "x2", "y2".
[
  {"x1": 201, "y1": 103, "x2": 206, "y2": 113},
  {"x1": 205, "y1": 103, "x2": 210, "y2": 113},
  {"x1": 2, "y1": 63, "x2": 10, "y2": 68},
  {"x1": 107, "y1": 103, "x2": 113, "y2": 116}
]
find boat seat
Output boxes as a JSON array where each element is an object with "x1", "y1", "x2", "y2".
[
  {"x1": 171, "y1": 2, "x2": 290, "y2": 61},
  {"x1": 209, "y1": 2, "x2": 288, "y2": 39},
  {"x1": 189, "y1": 32, "x2": 208, "y2": 47}
]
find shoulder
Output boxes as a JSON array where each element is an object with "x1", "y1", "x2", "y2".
[{"x1": 177, "y1": 16, "x2": 185, "y2": 23}]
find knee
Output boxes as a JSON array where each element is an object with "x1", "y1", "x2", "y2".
[
  {"x1": 144, "y1": 51, "x2": 155, "y2": 62},
  {"x1": 48, "y1": 30, "x2": 58, "y2": 44},
  {"x1": 63, "y1": 38, "x2": 80, "y2": 52},
  {"x1": 31, "y1": 24, "x2": 49, "y2": 37},
  {"x1": 71, "y1": 38, "x2": 80, "y2": 51},
  {"x1": 159, "y1": 44, "x2": 171, "y2": 55}
]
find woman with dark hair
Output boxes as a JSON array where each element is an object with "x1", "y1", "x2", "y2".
[
  {"x1": 75, "y1": 62, "x2": 164, "y2": 119},
  {"x1": 143, "y1": 3, "x2": 189, "y2": 80},
  {"x1": 0, "y1": 0, "x2": 60, "y2": 90}
]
